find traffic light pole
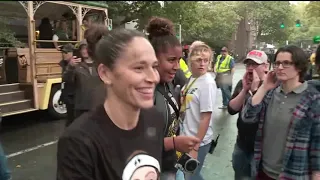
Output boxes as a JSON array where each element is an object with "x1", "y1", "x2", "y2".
[{"x1": 179, "y1": 24, "x2": 182, "y2": 43}]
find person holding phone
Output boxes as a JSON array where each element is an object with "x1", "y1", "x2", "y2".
[
  {"x1": 228, "y1": 50, "x2": 269, "y2": 180},
  {"x1": 62, "y1": 39, "x2": 103, "y2": 119},
  {"x1": 59, "y1": 43, "x2": 77, "y2": 126},
  {"x1": 241, "y1": 45, "x2": 320, "y2": 179}
]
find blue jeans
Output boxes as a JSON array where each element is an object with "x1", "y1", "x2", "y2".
[
  {"x1": 220, "y1": 84, "x2": 232, "y2": 106},
  {"x1": 185, "y1": 143, "x2": 211, "y2": 180},
  {"x1": 161, "y1": 171, "x2": 176, "y2": 180},
  {"x1": 176, "y1": 169, "x2": 185, "y2": 180},
  {"x1": 0, "y1": 143, "x2": 11, "y2": 180},
  {"x1": 232, "y1": 143, "x2": 256, "y2": 180}
]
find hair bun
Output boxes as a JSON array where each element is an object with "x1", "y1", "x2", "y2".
[
  {"x1": 146, "y1": 17, "x2": 175, "y2": 38},
  {"x1": 84, "y1": 24, "x2": 109, "y2": 59}
]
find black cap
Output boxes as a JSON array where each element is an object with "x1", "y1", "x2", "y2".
[{"x1": 61, "y1": 43, "x2": 74, "y2": 53}]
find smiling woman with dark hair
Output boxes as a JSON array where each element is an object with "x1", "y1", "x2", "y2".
[
  {"x1": 56, "y1": 25, "x2": 164, "y2": 180},
  {"x1": 147, "y1": 17, "x2": 200, "y2": 179}
]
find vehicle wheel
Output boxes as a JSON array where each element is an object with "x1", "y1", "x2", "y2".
[{"x1": 48, "y1": 84, "x2": 67, "y2": 119}]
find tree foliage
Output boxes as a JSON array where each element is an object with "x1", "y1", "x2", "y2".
[
  {"x1": 106, "y1": 1, "x2": 240, "y2": 47},
  {"x1": 289, "y1": 2, "x2": 320, "y2": 45},
  {"x1": 0, "y1": 17, "x2": 24, "y2": 47},
  {"x1": 235, "y1": 1, "x2": 294, "y2": 44},
  {"x1": 185, "y1": 2, "x2": 240, "y2": 47},
  {"x1": 306, "y1": 1, "x2": 320, "y2": 19}
]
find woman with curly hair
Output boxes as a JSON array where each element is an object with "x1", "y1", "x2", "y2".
[{"x1": 146, "y1": 17, "x2": 200, "y2": 179}]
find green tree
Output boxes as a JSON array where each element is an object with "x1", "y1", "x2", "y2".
[
  {"x1": 104, "y1": 1, "x2": 240, "y2": 48},
  {"x1": 306, "y1": 1, "x2": 320, "y2": 19},
  {"x1": 184, "y1": 1, "x2": 240, "y2": 47},
  {"x1": 0, "y1": 17, "x2": 24, "y2": 47},
  {"x1": 105, "y1": 1, "x2": 166, "y2": 28},
  {"x1": 236, "y1": 1, "x2": 294, "y2": 44},
  {"x1": 288, "y1": 2, "x2": 320, "y2": 46}
]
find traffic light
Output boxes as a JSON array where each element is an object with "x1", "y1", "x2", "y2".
[
  {"x1": 295, "y1": 19, "x2": 301, "y2": 27},
  {"x1": 280, "y1": 22, "x2": 285, "y2": 29},
  {"x1": 313, "y1": 35, "x2": 320, "y2": 44}
]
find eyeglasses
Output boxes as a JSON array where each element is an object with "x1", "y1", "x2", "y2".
[
  {"x1": 273, "y1": 61, "x2": 294, "y2": 68},
  {"x1": 244, "y1": 62, "x2": 259, "y2": 67}
]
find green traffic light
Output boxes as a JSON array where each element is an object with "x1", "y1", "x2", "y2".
[
  {"x1": 313, "y1": 35, "x2": 320, "y2": 44},
  {"x1": 295, "y1": 19, "x2": 301, "y2": 27},
  {"x1": 280, "y1": 24, "x2": 285, "y2": 29}
]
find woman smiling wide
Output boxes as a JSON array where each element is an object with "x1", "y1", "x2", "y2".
[{"x1": 56, "y1": 25, "x2": 164, "y2": 180}]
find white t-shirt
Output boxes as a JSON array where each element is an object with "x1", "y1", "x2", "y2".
[
  {"x1": 180, "y1": 72, "x2": 217, "y2": 146},
  {"x1": 52, "y1": 34, "x2": 59, "y2": 41}
]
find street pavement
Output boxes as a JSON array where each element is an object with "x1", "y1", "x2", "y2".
[{"x1": 1, "y1": 64, "x2": 246, "y2": 180}]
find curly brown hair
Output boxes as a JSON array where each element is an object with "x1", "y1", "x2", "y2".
[{"x1": 146, "y1": 17, "x2": 180, "y2": 56}]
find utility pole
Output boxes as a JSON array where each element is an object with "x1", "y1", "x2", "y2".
[
  {"x1": 179, "y1": 14, "x2": 182, "y2": 43},
  {"x1": 179, "y1": 24, "x2": 182, "y2": 43}
]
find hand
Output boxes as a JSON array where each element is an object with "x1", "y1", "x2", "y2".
[
  {"x1": 69, "y1": 56, "x2": 81, "y2": 66},
  {"x1": 242, "y1": 71, "x2": 253, "y2": 91},
  {"x1": 189, "y1": 149, "x2": 198, "y2": 159},
  {"x1": 250, "y1": 70, "x2": 261, "y2": 92},
  {"x1": 174, "y1": 136, "x2": 201, "y2": 153},
  {"x1": 262, "y1": 71, "x2": 279, "y2": 91}
]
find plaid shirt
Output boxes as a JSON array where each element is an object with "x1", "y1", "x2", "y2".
[{"x1": 241, "y1": 83, "x2": 320, "y2": 179}]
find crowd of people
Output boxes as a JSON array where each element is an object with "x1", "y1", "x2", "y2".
[
  {"x1": 55, "y1": 15, "x2": 320, "y2": 180},
  {"x1": 0, "y1": 15, "x2": 319, "y2": 180}
]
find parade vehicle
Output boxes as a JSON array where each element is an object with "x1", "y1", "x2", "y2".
[{"x1": 0, "y1": 1, "x2": 110, "y2": 118}]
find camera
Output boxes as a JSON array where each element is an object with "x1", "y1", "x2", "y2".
[
  {"x1": 208, "y1": 134, "x2": 220, "y2": 154},
  {"x1": 175, "y1": 153, "x2": 200, "y2": 173}
]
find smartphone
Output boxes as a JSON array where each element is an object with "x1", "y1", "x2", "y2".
[
  {"x1": 72, "y1": 56, "x2": 81, "y2": 63},
  {"x1": 73, "y1": 48, "x2": 81, "y2": 58},
  {"x1": 272, "y1": 72, "x2": 277, "y2": 83}
]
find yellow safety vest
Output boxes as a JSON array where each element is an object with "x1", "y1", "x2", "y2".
[
  {"x1": 215, "y1": 55, "x2": 232, "y2": 73},
  {"x1": 310, "y1": 53, "x2": 316, "y2": 65},
  {"x1": 180, "y1": 58, "x2": 192, "y2": 78}
]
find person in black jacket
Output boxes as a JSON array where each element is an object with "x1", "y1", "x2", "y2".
[
  {"x1": 62, "y1": 39, "x2": 104, "y2": 119},
  {"x1": 228, "y1": 50, "x2": 269, "y2": 180},
  {"x1": 59, "y1": 43, "x2": 76, "y2": 127},
  {"x1": 146, "y1": 17, "x2": 200, "y2": 179}
]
